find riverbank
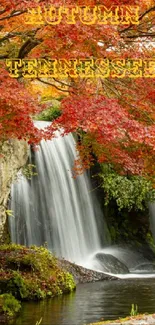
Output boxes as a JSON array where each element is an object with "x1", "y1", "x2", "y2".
[
  {"x1": 0, "y1": 244, "x2": 76, "y2": 299},
  {"x1": 0, "y1": 244, "x2": 117, "y2": 322},
  {"x1": 0, "y1": 244, "x2": 76, "y2": 321},
  {"x1": 88, "y1": 314, "x2": 155, "y2": 325}
]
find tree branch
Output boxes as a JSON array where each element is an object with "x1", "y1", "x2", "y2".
[
  {"x1": 125, "y1": 33, "x2": 155, "y2": 39},
  {"x1": 120, "y1": 6, "x2": 155, "y2": 35},
  {"x1": 18, "y1": 39, "x2": 41, "y2": 58},
  {"x1": 0, "y1": 10, "x2": 26, "y2": 21},
  {"x1": 37, "y1": 78, "x2": 76, "y2": 94}
]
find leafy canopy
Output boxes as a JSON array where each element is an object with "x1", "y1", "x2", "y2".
[{"x1": 0, "y1": 0, "x2": 155, "y2": 181}]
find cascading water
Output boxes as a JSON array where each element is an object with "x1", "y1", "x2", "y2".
[
  {"x1": 9, "y1": 121, "x2": 155, "y2": 276},
  {"x1": 9, "y1": 121, "x2": 110, "y2": 265}
]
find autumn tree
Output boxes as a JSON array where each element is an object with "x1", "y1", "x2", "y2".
[{"x1": 0, "y1": 0, "x2": 155, "y2": 180}]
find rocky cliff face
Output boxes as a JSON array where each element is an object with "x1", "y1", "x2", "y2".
[{"x1": 0, "y1": 140, "x2": 29, "y2": 244}]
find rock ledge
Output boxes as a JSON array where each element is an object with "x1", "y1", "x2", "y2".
[{"x1": 58, "y1": 258, "x2": 117, "y2": 284}]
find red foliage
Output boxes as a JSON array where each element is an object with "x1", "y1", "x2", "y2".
[
  {"x1": 0, "y1": 0, "x2": 155, "y2": 180},
  {"x1": 51, "y1": 93, "x2": 155, "y2": 177},
  {"x1": 0, "y1": 68, "x2": 45, "y2": 144}
]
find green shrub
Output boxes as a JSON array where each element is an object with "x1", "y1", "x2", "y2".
[
  {"x1": 7, "y1": 272, "x2": 28, "y2": 299},
  {"x1": 0, "y1": 293, "x2": 21, "y2": 317},
  {"x1": 0, "y1": 244, "x2": 76, "y2": 301},
  {"x1": 99, "y1": 163, "x2": 155, "y2": 211},
  {"x1": 35, "y1": 100, "x2": 61, "y2": 121},
  {"x1": 60, "y1": 272, "x2": 76, "y2": 292}
]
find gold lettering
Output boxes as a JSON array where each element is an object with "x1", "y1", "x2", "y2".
[
  {"x1": 25, "y1": 7, "x2": 44, "y2": 25},
  {"x1": 94, "y1": 59, "x2": 110, "y2": 78},
  {"x1": 6, "y1": 59, "x2": 22, "y2": 78},
  {"x1": 6, "y1": 58, "x2": 155, "y2": 79},
  {"x1": 120, "y1": 6, "x2": 140, "y2": 25},
  {"x1": 24, "y1": 5, "x2": 140, "y2": 26},
  {"x1": 61, "y1": 6, "x2": 79, "y2": 24},
  {"x1": 143, "y1": 59, "x2": 155, "y2": 78},
  {"x1": 57, "y1": 59, "x2": 78, "y2": 78},
  {"x1": 79, "y1": 6, "x2": 97, "y2": 25},
  {"x1": 44, "y1": 6, "x2": 63, "y2": 25},
  {"x1": 37, "y1": 59, "x2": 57, "y2": 78},
  {"x1": 22, "y1": 59, "x2": 37, "y2": 78},
  {"x1": 78, "y1": 59, "x2": 94, "y2": 77},
  {"x1": 97, "y1": 6, "x2": 119, "y2": 25},
  {"x1": 111, "y1": 59, "x2": 126, "y2": 78},
  {"x1": 127, "y1": 59, "x2": 143, "y2": 78}
]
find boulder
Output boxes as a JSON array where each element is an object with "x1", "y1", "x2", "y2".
[
  {"x1": 132, "y1": 262, "x2": 155, "y2": 273},
  {"x1": 94, "y1": 253, "x2": 129, "y2": 274}
]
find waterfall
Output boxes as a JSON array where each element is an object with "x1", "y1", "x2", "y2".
[{"x1": 9, "y1": 121, "x2": 110, "y2": 265}]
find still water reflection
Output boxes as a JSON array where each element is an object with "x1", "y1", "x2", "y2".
[{"x1": 10, "y1": 279, "x2": 155, "y2": 325}]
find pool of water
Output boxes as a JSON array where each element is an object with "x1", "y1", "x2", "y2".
[{"x1": 9, "y1": 278, "x2": 155, "y2": 325}]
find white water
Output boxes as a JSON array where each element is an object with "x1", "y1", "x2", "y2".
[
  {"x1": 9, "y1": 121, "x2": 155, "y2": 276},
  {"x1": 9, "y1": 121, "x2": 110, "y2": 264},
  {"x1": 83, "y1": 247, "x2": 150, "y2": 271}
]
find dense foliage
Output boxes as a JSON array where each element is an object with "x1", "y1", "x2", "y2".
[
  {"x1": 0, "y1": 244, "x2": 76, "y2": 301},
  {"x1": 99, "y1": 164, "x2": 155, "y2": 210},
  {"x1": 35, "y1": 99, "x2": 62, "y2": 121},
  {"x1": 0, "y1": 293, "x2": 21, "y2": 317},
  {"x1": 0, "y1": 0, "x2": 155, "y2": 181}
]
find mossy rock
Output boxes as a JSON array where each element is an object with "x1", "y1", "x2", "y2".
[{"x1": 0, "y1": 244, "x2": 76, "y2": 301}]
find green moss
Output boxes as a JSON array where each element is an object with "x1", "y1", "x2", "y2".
[
  {"x1": 35, "y1": 100, "x2": 62, "y2": 121},
  {"x1": 0, "y1": 293, "x2": 21, "y2": 317},
  {"x1": 0, "y1": 244, "x2": 76, "y2": 301},
  {"x1": 6, "y1": 271, "x2": 29, "y2": 299}
]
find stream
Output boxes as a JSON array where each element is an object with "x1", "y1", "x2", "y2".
[{"x1": 9, "y1": 278, "x2": 155, "y2": 325}]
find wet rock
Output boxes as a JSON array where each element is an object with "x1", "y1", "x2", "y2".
[
  {"x1": 94, "y1": 253, "x2": 129, "y2": 274},
  {"x1": 58, "y1": 258, "x2": 117, "y2": 284},
  {"x1": 132, "y1": 262, "x2": 155, "y2": 273},
  {"x1": 0, "y1": 139, "x2": 28, "y2": 244}
]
